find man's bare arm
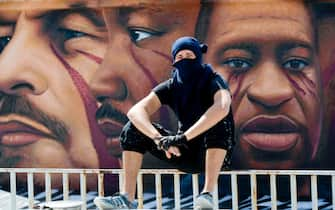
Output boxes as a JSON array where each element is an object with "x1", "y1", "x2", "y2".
[
  {"x1": 127, "y1": 92, "x2": 163, "y2": 140},
  {"x1": 127, "y1": 92, "x2": 181, "y2": 158},
  {"x1": 184, "y1": 89, "x2": 231, "y2": 140}
]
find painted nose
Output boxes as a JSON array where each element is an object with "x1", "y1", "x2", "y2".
[
  {"x1": 90, "y1": 40, "x2": 129, "y2": 103},
  {"x1": 247, "y1": 62, "x2": 294, "y2": 109},
  {"x1": 0, "y1": 29, "x2": 47, "y2": 96}
]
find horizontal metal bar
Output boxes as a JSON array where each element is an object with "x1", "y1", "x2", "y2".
[{"x1": 0, "y1": 168, "x2": 334, "y2": 176}]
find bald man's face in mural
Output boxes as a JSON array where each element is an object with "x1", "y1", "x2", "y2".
[
  {"x1": 90, "y1": 2, "x2": 201, "y2": 158},
  {"x1": 0, "y1": 9, "x2": 108, "y2": 188},
  {"x1": 205, "y1": 1, "x2": 321, "y2": 169}
]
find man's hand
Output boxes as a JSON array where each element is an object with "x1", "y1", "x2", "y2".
[
  {"x1": 156, "y1": 134, "x2": 187, "y2": 158},
  {"x1": 158, "y1": 134, "x2": 188, "y2": 150}
]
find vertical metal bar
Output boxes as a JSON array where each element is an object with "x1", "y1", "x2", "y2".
[
  {"x1": 213, "y1": 181, "x2": 219, "y2": 210},
  {"x1": 290, "y1": 174, "x2": 297, "y2": 210},
  {"x1": 10, "y1": 172, "x2": 16, "y2": 210},
  {"x1": 174, "y1": 174, "x2": 181, "y2": 210},
  {"x1": 270, "y1": 174, "x2": 277, "y2": 210},
  {"x1": 80, "y1": 173, "x2": 87, "y2": 210},
  {"x1": 45, "y1": 173, "x2": 51, "y2": 202},
  {"x1": 98, "y1": 173, "x2": 104, "y2": 197},
  {"x1": 192, "y1": 174, "x2": 199, "y2": 204},
  {"x1": 137, "y1": 174, "x2": 144, "y2": 209},
  {"x1": 155, "y1": 173, "x2": 162, "y2": 210},
  {"x1": 311, "y1": 175, "x2": 318, "y2": 210},
  {"x1": 332, "y1": 175, "x2": 335, "y2": 209},
  {"x1": 119, "y1": 171, "x2": 123, "y2": 192},
  {"x1": 250, "y1": 173, "x2": 257, "y2": 210},
  {"x1": 63, "y1": 173, "x2": 69, "y2": 200},
  {"x1": 231, "y1": 174, "x2": 238, "y2": 210},
  {"x1": 28, "y1": 172, "x2": 34, "y2": 209}
]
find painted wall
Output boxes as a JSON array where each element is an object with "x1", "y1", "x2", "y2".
[{"x1": 0, "y1": 0, "x2": 334, "y2": 193}]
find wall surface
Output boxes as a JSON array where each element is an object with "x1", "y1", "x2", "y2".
[{"x1": 0, "y1": 0, "x2": 334, "y2": 193}]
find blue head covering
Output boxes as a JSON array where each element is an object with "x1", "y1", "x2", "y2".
[
  {"x1": 171, "y1": 36, "x2": 208, "y2": 63},
  {"x1": 169, "y1": 36, "x2": 215, "y2": 130}
]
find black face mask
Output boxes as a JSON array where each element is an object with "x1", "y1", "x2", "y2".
[{"x1": 172, "y1": 58, "x2": 203, "y2": 84}]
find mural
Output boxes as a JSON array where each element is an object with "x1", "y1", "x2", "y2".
[{"x1": 0, "y1": 0, "x2": 333, "y2": 195}]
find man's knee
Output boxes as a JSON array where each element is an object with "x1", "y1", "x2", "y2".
[{"x1": 120, "y1": 121, "x2": 150, "y2": 154}]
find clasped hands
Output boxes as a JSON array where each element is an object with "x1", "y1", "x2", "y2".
[{"x1": 154, "y1": 134, "x2": 188, "y2": 159}]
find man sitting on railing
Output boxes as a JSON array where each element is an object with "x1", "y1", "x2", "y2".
[{"x1": 94, "y1": 36, "x2": 235, "y2": 210}]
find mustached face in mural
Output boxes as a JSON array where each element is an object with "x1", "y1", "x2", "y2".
[
  {"x1": 90, "y1": 1, "x2": 201, "y2": 162},
  {"x1": 0, "y1": 9, "x2": 118, "y2": 190},
  {"x1": 205, "y1": 0, "x2": 322, "y2": 169}
]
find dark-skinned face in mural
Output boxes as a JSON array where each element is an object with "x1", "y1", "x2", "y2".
[
  {"x1": 0, "y1": 8, "x2": 119, "y2": 190},
  {"x1": 205, "y1": 0, "x2": 322, "y2": 169}
]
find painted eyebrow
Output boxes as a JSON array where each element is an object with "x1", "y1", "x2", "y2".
[
  {"x1": 218, "y1": 42, "x2": 260, "y2": 55},
  {"x1": 276, "y1": 42, "x2": 314, "y2": 54},
  {"x1": 215, "y1": 42, "x2": 260, "y2": 62},
  {"x1": 69, "y1": 9, "x2": 105, "y2": 27},
  {"x1": 117, "y1": 6, "x2": 165, "y2": 25},
  {"x1": 69, "y1": 1, "x2": 88, "y2": 8},
  {"x1": 50, "y1": 9, "x2": 105, "y2": 28}
]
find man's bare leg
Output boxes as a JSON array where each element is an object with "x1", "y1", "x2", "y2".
[
  {"x1": 202, "y1": 148, "x2": 227, "y2": 193},
  {"x1": 121, "y1": 151, "x2": 143, "y2": 201}
]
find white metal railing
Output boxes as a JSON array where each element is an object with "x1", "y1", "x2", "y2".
[{"x1": 0, "y1": 168, "x2": 334, "y2": 210}]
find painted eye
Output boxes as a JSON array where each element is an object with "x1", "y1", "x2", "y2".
[
  {"x1": 0, "y1": 36, "x2": 11, "y2": 53},
  {"x1": 283, "y1": 59, "x2": 308, "y2": 72},
  {"x1": 58, "y1": 28, "x2": 87, "y2": 40},
  {"x1": 128, "y1": 28, "x2": 157, "y2": 43},
  {"x1": 223, "y1": 58, "x2": 252, "y2": 73}
]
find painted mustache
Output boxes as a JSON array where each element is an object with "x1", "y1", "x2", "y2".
[
  {"x1": 0, "y1": 92, "x2": 69, "y2": 143},
  {"x1": 95, "y1": 103, "x2": 128, "y2": 136}
]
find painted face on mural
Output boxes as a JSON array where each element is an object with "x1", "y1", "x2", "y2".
[
  {"x1": 205, "y1": 0, "x2": 322, "y2": 169},
  {"x1": 316, "y1": 5, "x2": 335, "y2": 167},
  {"x1": 90, "y1": 2, "x2": 201, "y2": 158},
  {"x1": 0, "y1": 9, "x2": 111, "y2": 189}
]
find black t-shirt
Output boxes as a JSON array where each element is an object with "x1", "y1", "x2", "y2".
[{"x1": 153, "y1": 73, "x2": 231, "y2": 132}]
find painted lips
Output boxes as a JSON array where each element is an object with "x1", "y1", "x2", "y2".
[
  {"x1": 0, "y1": 121, "x2": 53, "y2": 147},
  {"x1": 97, "y1": 118, "x2": 124, "y2": 137},
  {"x1": 240, "y1": 116, "x2": 300, "y2": 152}
]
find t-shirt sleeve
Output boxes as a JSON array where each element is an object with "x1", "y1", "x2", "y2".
[
  {"x1": 209, "y1": 73, "x2": 230, "y2": 97},
  {"x1": 152, "y1": 79, "x2": 172, "y2": 105}
]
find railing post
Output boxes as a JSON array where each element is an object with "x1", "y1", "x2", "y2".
[
  {"x1": 119, "y1": 170, "x2": 124, "y2": 192},
  {"x1": 137, "y1": 173, "x2": 144, "y2": 209},
  {"x1": 213, "y1": 181, "x2": 219, "y2": 210},
  {"x1": 290, "y1": 174, "x2": 297, "y2": 210},
  {"x1": 174, "y1": 174, "x2": 181, "y2": 210},
  {"x1": 311, "y1": 175, "x2": 318, "y2": 210},
  {"x1": 63, "y1": 172, "x2": 69, "y2": 200},
  {"x1": 45, "y1": 172, "x2": 52, "y2": 202},
  {"x1": 28, "y1": 172, "x2": 34, "y2": 209},
  {"x1": 98, "y1": 173, "x2": 104, "y2": 197},
  {"x1": 250, "y1": 173, "x2": 257, "y2": 210},
  {"x1": 231, "y1": 173, "x2": 238, "y2": 210},
  {"x1": 80, "y1": 173, "x2": 87, "y2": 210},
  {"x1": 10, "y1": 171, "x2": 16, "y2": 210},
  {"x1": 192, "y1": 174, "x2": 199, "y2": 206},
  {"x1": 270, "y1": 174, "x2": 277, "y2": 210},
  {"x1": 155, "y1": 173, "x2": 162, "y2": 210}
]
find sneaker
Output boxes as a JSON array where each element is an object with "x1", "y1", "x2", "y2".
[
  {"x1": 194, "y1": 192, "x2": 214, "y2": 210},
  {"x1": 94, "y1": 193, "x2": 136, "y2": 210}
]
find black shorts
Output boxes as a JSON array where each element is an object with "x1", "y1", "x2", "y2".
[{"x1": 120, "y1": 121, "x2": 234, "y2": 173}]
